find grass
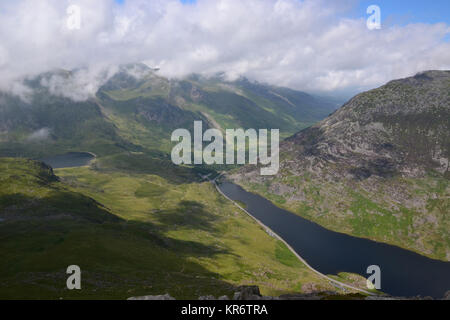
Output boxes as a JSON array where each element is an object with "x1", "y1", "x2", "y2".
[
  {"x1": 0, "y1": 157, "x2": 341, "y2": 299},
  {"x1": 235, "y1": 172, "x2": 449, "y2": 261}
]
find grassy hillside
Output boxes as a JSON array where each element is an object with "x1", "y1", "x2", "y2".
[
  {"x1": 0, "y1": 66, "x2": 337, "y2": 158},
  {"x1": 233, "y1": 172, "x2": 449, "y2": 261},
  {"x1": 0, "y1": 157, "x2": 343, "y2": 299},
  {"x1": 98, "y1": 70, "x2": 338, "y2": 140},
  {"x1": 0, "y1": 91, "x2": 137, "y2": 158}
]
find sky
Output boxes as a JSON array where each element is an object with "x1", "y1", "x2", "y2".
[
  {"x1": 160, "y1": 0, "x2": 450, "y2": 25},
  {"x1": 355, "y1": 1, "x2": 450, "y2": 25},
  {"x1": 0, "y1": 0, "x2": 449, "y2": 100}
]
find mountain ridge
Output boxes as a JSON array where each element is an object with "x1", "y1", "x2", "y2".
[
  {"x1": 0, "y1": 64, "x2": 339, "y2": 158},
  {"x1": 230, "y1": 70, "x2": 450, "y2": 261}
]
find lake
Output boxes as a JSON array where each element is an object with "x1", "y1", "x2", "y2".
[
  {"x1": 218, "y1": 181, "x2": 450, "y2": 298},
  {"x1": 39, "y1": 152, "x2": 95, "y2": 169}
]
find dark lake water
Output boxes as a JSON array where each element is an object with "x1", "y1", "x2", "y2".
[
  {"x1": 218, "y1": 181, "x2": 450, "y2": 298},
  {"x1": 40, "y1": 152, "x2": 95, "y2": 169}
]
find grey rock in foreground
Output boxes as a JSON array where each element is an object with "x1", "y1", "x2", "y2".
[
  {"x1": 128, "y1": 293, "x2": 176, "y2": 300},
  {"x1": 128, "y1": 286, "x2": 450, "y2": 300},
  {"x1": 443, "y1": 290, "x2": 450, "y2": 300}
]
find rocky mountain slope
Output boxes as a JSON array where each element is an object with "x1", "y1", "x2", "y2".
[{"x1": 231, "y1": 71, "x2": 450, "y2": 260}]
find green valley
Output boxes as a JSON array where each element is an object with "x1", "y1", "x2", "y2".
[{"x1": 0, "y1": 157, "x2": 342, "y2": 299}]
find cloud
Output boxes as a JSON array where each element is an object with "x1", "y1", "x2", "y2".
[
  {"x1": 39, "y1": 65, "x2": 119, "y2": 101},
  {"x1": 27, "y1": 128, "x2": 51, "y2": 141},
  {"x1": 0, "y1": 0, "x2": 449, "y2": 98},
  {"x1": 3, "y1": 81, "x2": 34, "y2": 103}
]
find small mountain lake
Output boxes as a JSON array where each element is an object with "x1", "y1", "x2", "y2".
[
  {"x1": 39, "y1": 152, "x2": 95, "y2": 169},
  {"x1": 218, "y1": 181, "x2": 450, "y2": 298}
]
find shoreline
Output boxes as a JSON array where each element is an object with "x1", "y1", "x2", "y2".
[
  {"x1": 233, "y1": 179, "x2": 448, "y2": 263},
  {"x1": 212, "y1": 178, "x2": 377, "y2": 296}
]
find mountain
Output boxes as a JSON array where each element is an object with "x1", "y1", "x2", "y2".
[
  {"x1": 0, "y1": 64, "x2": 338, "y2": 158},
  {"x1": 0, "y1": 73, "x2": 136, "y2": 158},
  {"x1": 230, "y1": 71, "x2": 450, "y2": 261}
]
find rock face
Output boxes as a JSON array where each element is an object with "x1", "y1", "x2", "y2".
[
  {"x1": 232, "y1": 286, "x2": 262, "y2": 300},
  {"x1": 231, "y1": 71, "x2": 450, "y2": 261},
  {"x1": 283, "y1": 70, "x2": 449, "y2": 179}
]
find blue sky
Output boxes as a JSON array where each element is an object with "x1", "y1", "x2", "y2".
[
  {"x1": 116, "y1": 0, "x2": 450, "y2": 25},
  {"x1": 355, "y1": 0, "x2": 450, "y2": 25}
]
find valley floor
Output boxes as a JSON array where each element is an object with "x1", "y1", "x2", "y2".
[{"x1": 0, "y1": 155, "x2": 366, "y2": 299}]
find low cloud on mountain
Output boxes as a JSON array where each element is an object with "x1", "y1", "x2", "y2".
[
  {"x1": 39, "y1": 65, "x2": 119, "y2": 102},
  {"x1": 0, "y1": 0, "x2": 449, "y2": 99},
  {"x1": 26, "y1": 127, "x2": 51, "y2": 141}
]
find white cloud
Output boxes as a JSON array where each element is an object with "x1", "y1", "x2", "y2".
[
  {"x1": 3, "y1": 81, "x2": 34, "y2": 103},
  {"x1": 27, "y1": 128, "x2": 51, "y2": 141},
  {"x1": 39, "y1": 65, "x2": 119, "y2": 101},
  {"x1": 0, "y1": 0, "x2": 448, "y2": 99}
]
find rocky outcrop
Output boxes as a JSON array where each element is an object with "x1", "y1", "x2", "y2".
[
  {"x1": 232, "y1": 286, "x2": 262, "y2": 300},
  {"x1": 281, "y1": 70, "x2": 450, "y2": 179},
  {"x1": 128, "y1": 286, "x2": 450, "y2": 300},
  {"x1": 127, "y1": 293, "x2": 176, "y2": 300},
  {"x1": 444, "y1": 291, "x2": 450, "y2": 300}
]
